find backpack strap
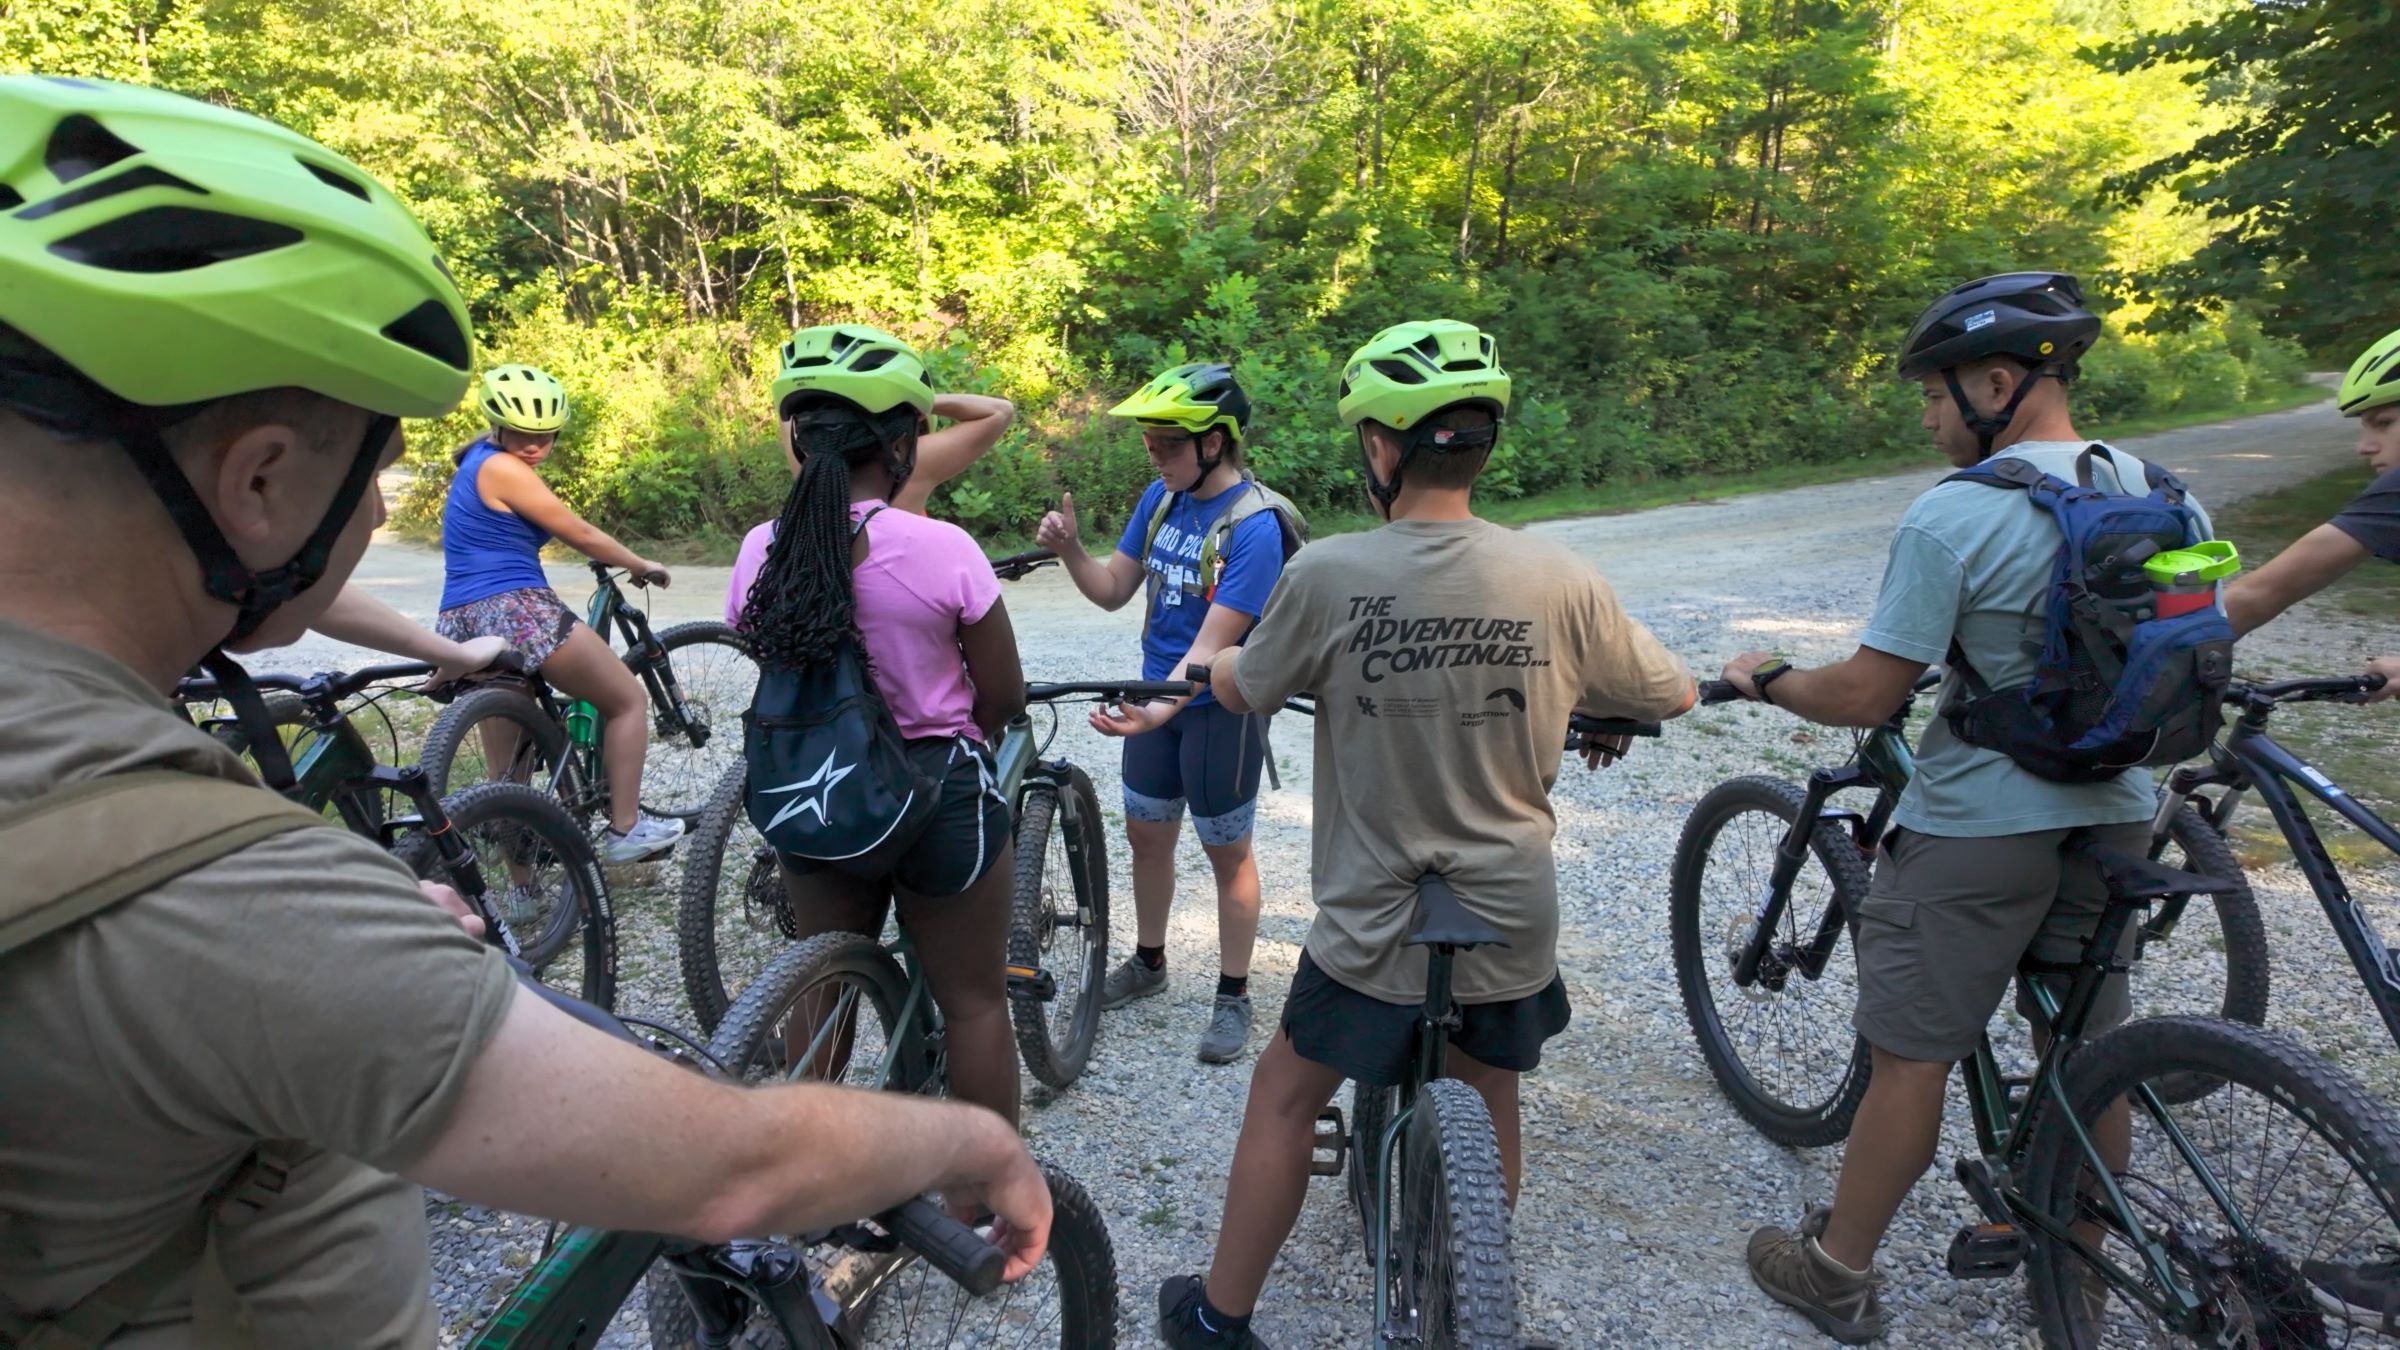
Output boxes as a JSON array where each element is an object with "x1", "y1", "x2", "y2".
[{"x1": 0, "y1": 771, "x2": 328, "y2": 1348}]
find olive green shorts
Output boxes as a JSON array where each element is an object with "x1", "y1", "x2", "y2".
[{"x1": 1850, "y1": 821, "x2": 2150, "y2": 1063}]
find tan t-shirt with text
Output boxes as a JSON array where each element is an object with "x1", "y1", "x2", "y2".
[
  {"x1": 0, "y1": 620, "x2": 517, "y2": 1347},
  {"x1": 1233, "y1": 518, "x2": 1690, "y2": 1003}
]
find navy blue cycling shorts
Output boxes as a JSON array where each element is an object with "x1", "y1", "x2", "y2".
[{"x1": 1119, "y1": 700, "x2": 1267, "y2": 846}]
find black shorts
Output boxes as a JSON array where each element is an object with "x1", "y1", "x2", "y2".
[
  {"x1": 1279, "y1": 952, "x2": 1572, "y2": 1086},
  {"x1": 780, "y1": 736, "x2": 1010, "y2": 897}
]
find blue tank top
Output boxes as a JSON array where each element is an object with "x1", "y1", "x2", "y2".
[{"x1": 440, "y1": 441, "x2": 554, "y2": 609}]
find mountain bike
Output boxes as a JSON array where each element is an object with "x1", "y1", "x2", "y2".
[
  {"x1": 1916, "y1": 846, "x2": 2400, "y2": 1348},
  {"x1": 176, "y1": 662, "x2": 615, "y2": 1010},
  {"x1": 674, "y1": 677, "x2": 1192, "y2": 1095},
  {"x1": 2153, "y1": 672, "x2": 2400, "y2": 1053},
  {"x1": 421, "y1": 560, "x2": 756, "y2": 827},
  {"x1": 1281, "y1": 697, "x2": 1662, "y2": 1345},
  {"x1": 461, "y1": 970, "x2": 1118, "y2": 1349},
  {"x1": 1672, "y1": 673, "x2": 2266, "y2": 1146}
]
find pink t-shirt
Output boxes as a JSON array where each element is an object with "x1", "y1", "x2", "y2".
[{"x1": 726, "y1": 500, "x2": 1001, "y2": 741}]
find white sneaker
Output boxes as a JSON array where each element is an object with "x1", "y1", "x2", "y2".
[{"x1": 604, "y1": 811, "x2": 686, "y2": 863}]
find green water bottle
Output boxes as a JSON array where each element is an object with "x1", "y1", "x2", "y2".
[{"x1": 566, "y1": 698, "x2": 602, "y2": 748}]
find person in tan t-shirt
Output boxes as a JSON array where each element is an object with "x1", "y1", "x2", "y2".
[
  {"x1": 0, "y1": 77, "x2": 1048, "y2": 1347},
  {"x1": 1155, "y1": 320, "x2": 1694, "y2": 1348}
]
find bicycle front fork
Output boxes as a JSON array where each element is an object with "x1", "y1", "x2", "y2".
[{"x1": 372, "y1": 763, "x2": 529, "y2": 962}]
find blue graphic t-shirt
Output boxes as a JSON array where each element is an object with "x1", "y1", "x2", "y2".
[{"x1": 1115, "y1": 477, "x2": 1288, "y2": 706}]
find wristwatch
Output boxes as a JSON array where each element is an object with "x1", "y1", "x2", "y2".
[{"x1": 1752, "y1": 657, "x2": 1797, "y2": 706}]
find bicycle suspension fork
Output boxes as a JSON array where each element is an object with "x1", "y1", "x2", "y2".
[
  {"x1": 1733, "y1": 766, "x2": 1874, "y2": 987},
  {"x1": 374, "y1": 762, "x2": 531, "y2": 963}
]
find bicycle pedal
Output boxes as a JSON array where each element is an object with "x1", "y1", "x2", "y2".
[
  {"x1": 1005, "y1": 965, "x2": 1057, "y2": 1003},
  {"x1": 1310, "y1": 1107, "x2": 1348, "y2": 1177},
  {"x1": 1945, "y1": 1223, "x2": 2027, "y2": 1279}
]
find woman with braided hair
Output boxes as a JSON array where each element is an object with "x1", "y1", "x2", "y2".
[{"x1": 726, "y1": 325, "x2": 1028, "y2": 1126}]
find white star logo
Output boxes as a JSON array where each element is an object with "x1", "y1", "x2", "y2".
[{"x1": 760, "y1": 750, "x2": 855, "y2": 833}]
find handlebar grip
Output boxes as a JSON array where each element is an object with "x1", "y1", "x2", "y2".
[
  {"x1": 1569, "y1": 719, "x2": 1661, "y2": 740},
  {"x1": 1699, "y1": 679, "x2": 1746, "y2": 706},
  {"x1": 884, "y1": 1198, "x2": 1006, "y2": 1297}
]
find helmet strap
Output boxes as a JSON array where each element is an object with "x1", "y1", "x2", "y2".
[
  {"x1": 200, "y1": 648, "x2": 299, "y2": 792},
  {"x1": 1193, "y1": 426, "x2": 1231, "y2": 484},
  {"x1": 1358, "y1": 428, "x2": 1402, "y2": 521},
  {"x1": 1943, "y1": 363, "x2": 2055, "y2": 462}
]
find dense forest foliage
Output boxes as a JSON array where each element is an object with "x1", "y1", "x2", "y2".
[{"x1": 9, "y1": 0, "x2": 2381, "y2": 545}]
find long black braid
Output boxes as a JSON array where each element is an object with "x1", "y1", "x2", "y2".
[{"x1": 739, "y1": 401, "x2": 918, "y2": 672}]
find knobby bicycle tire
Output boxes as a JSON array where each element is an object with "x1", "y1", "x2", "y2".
[
  {"x1": 1670, "y1": 775, "x2": 1874, "y2": 1146},
  {"x1": 393, "y1": 781, "x2": 615, "y2": 1010},
  {"x1": 677, "y1": 763, "x2": 789, "y2": 1033},
  {"x1": 1007, "y1": 767, "x2": 1111, "y2": 1091},
  {"x1": 2022, "y1": 1014, "x2": 2400, "y2": 1349},
  {"x1": 2134, "y1": 805, "x2": 2270, "y2": 1104},
  {"x1": 711, "y1": 930, "x2": 936, "y2": 1095},
  {"x1": 1349, "y1": 1082, "x2": 1398, "y2": 1261},
  {"x1": 642, "y1": 621, "x2": 757, "y2": 822},
  {"x1": 421, "y1": 686, "x2": 577, "y2": 813},
  {"x1": 1399, "y1": 1078, "x2": 1517, "y2": 1348}
]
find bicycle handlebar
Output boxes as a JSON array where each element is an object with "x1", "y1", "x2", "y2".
[
  {"x1": 2234, "y1": 673, "x2": 2388, "y2": 706},
  {"x1": 1278, "y1": 694, "x2": 1660, "y2": 744},
  {"x1": 589, "y1": 559, "x2": 667, "y2": 589},
  {"x1": 990, "y1": 549, "x2": 1058, "y2": 581},
  {"x1": 1697, "y1": 667, "x2": 1943, "y2": 708},
  {"x1": 176, "y1": 661, "x2": 437, "y2": 704},
  {"x1": 1024, "y1": 680, "x2": 1196, "y2": 705}
]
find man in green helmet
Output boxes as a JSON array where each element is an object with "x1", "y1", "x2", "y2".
[
  {"x1": 0, "y1": 76, "x2": 1047, "y2": 1346},
  {"x1": 1154, "y1": 321, "x2": 1693, "y2": 1347},
  {"x1": 2220, "y1": 326, "x2": 2400, "y2": 700},
  {"x1": 1037, "y1": 360, "x2": 1300, "y2": 1065}
]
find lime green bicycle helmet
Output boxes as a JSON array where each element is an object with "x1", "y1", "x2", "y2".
[
  {"x1": 0, "y1": 75, "x2": 474, "y2": 643},
  {"x1": 479, "y1": 364, "x2": 569, "y2": 434},
  {"x1": 2338, "y1": 328, "x2": 2400, "y2": 417},
  {"x1": 1338, "y1": 320, "x2": 1510, "y2": 514},
  {"x1": 1110, "y1": 361, "x2": 1248, "y2": 479},
  {"x1": 771, "y1": 324, "x2": 934, "y2": 418}
]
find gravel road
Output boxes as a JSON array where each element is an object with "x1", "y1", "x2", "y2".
[{"x1": 262, "y1": 394, "x2": 2400, "y2": 1347}]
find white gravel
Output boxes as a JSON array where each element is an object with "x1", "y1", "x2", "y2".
[{"x1": 250, "y1": 394, "x2": 2400, "y2": 1347}]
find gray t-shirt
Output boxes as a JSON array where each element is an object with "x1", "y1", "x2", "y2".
[
  {"x1": 2332, "y1": 467, "x2": 2400, "y2": 564},
  {"x1": 1860, "y1": 441, "x2": 2212, "y2": 838},
  {"x1": 0, "y1": 620, "x2": 517, "y2": 1347},
  {"x1": 1231, "y1": 519, "x2": 1692, "y2": 1002}
]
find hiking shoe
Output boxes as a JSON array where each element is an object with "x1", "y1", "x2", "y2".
[
  {"x1": 1100, "y1": 954, "x2": 1167, "y2": 1009},
  {"x1": 502, "y1": 881, "x2": 548, "y2": 927},
  {"x1": 1197, "y1": 994, "x2": 1253, "y2": 1064},
  {"x1": 2304, "y1": 1250, "x2": 2400, "y2": 1329},
  {"x1": 603, "y1": 810, "x2": 685, "y2": 863},
  {"x1": 1158, "y1": 1275, "x2": 1266, "y2": 1349},
  {"x1": 1748, "y1": 1207, "x2": 1885, "y2": 1345}
]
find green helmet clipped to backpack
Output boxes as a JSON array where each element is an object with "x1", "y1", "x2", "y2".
[
  {"x1": 0, "y1": 75, "x2": 474, "y2": 644},
  {"x1": 1337, "y1": 320, "x2": 1511, "y2": 431},
  {"x1": 2338, "y1": 328, "x2": 2400, "y2": 417},
  {"x1": 478, "y1": 364, "x2": 568, "y2": 434},
  {"x1": 771, "y1": 324, "x2": 935, "y2": 419}
]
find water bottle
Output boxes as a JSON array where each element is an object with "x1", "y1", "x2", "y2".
[
  {"x1": 2143, "y1": 541, "x2": 2240, "y2": 619},
  {"x1": 565, "y1": 698, "x2": 602, "y2": 748}
]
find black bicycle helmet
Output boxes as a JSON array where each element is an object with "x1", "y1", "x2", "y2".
[
  {"x1": 1899, "y1": 272, "x2": 2101, "y2": 460},
  {"x1": 1897, "y1": 273, "x2": 2100, "y2": 381}
]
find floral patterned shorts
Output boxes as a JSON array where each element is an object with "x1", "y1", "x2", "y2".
[{"x1": 436, "y1": 586, "x2": 579, "y2": 669}]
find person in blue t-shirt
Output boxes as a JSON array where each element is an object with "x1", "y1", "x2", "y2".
[{"x1": 1036, "y1": 362, "x2": 1290, "y2": 1065}]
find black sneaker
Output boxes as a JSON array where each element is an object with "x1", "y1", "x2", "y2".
[{"x1": 1158, "y1": 1274, "x2": 1267, "y2": 1349}]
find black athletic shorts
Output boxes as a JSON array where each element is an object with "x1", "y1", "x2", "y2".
[
  {"x1": 1279, "y1": 951, "x2": 1572, "y2": 1086},
  {"x1": 779, "y1": 736, "x2": 1010, "y2": 897}
]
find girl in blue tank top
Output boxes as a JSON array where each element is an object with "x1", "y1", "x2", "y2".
[{"x1": 435, "y1": 364, "x2": 687, "y2": 864}]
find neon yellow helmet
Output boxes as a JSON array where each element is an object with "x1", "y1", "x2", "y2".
[
  {"x1": 1108, "y1": 362, "x2": 1249, "y2": 442},
  {"x1": 0, "y1": 75, "x2": 472, "y2": 418},
  {"x1": 1337, "y1": 320, "x2": 1511, "y2": 430},
  {"x1": 771, "y1": 324, "x2": 934, "y2": 418},
  {"x1": 478, "y1": 364, "x2": 568, "y2": 433},
  {"x1": 2338, "y1": 328, "x2": 2400, "y2": 417}
]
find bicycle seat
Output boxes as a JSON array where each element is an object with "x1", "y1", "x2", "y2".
[
  {"x1": 2080, "y1": 847, "x2": 2247, "y2": 902},
  {"x1": 1406, "y1": 872, "x2": 1511, "y2": 951}
]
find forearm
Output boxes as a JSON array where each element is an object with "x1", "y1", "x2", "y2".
[
  {"x1": 1208, "y1": 647, "x2": 1255, "y2": 714},
  {"x1": 1062, "y1": 548, "x2": 1132, "y2": 610},
  {"x1": 561, "y1": 522, "x2": 646, "y2": 573},
  {"x1": 1765, "y1": 663, "x2": 1898, "y2": 728},
  {"x1": 2224, "y1": 574, "x2": 2300, "y2": 637},
  {"x1": 311, "y1": 585, "x2": 459, "y2": 664}
]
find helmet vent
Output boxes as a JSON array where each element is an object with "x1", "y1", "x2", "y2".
[
  {"x1": 786, "y1": 354, "x2": 831, "y2": 369},
  {"x1": 18, "y1": 164, "x2": 206, "y2": 222},
  {"x1": 48, "y1": 204, "x2": 298, "y2": 272},
  {"x1": 852, "y1": 348, "x2": 895, "y2": 373},
  {"x1": 1371, "y1": 358, "x2": 1426, "y2": 385},
  {"x1": 298, "y1": 158, "x2": 372, "y2": 202},
  {"x1": 44, "y1": 114, "x2": 140, "y2": 185},
  {"x1": 0, "y1": 184, "x2": 20, "y2": 211},
  {"x1": 381, "y1": 298, "x2": 472, "y2": 371}
]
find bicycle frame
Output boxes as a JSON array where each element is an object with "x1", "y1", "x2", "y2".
[
  {"x1": 1732, "y1": 717, "x2": 1912, "y2": 991},
  {"x1": 583, "y1": 561, "x2": 710, "y2": 747},
  {"x1": 2163, "y1": 714, "x2": 2400, "y2": 1048}
]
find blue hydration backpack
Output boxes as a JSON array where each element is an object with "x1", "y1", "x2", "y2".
[
  {"x1": 1939, "y1": 447, "x2": 2235, "y2": 784},
  {"x1": 741, "y1": 508, "x2": 939, "y2": 873}
]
